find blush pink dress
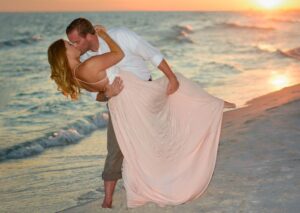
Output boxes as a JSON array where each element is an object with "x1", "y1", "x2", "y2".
[{"x1": 108, "y1": 71, "x2": 224, "y2": 208}]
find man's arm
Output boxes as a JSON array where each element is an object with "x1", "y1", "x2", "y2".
[
  {"x1": 157, "y1": 59, "x2": 179, "y2": 95},
  {"x1": 117, "y1": 28, "x2": 179, "y2": 95}
]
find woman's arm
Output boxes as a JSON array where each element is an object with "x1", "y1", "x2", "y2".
[{"x1": 79, "y1": 29, "x2": 125, "y2": 80}]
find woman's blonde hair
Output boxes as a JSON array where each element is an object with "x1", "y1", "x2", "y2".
[{"x1": 47, "y1": 39, "x2": 80, "y2": 100}]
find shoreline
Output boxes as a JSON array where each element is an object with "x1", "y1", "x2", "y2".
[{"x1": 60, "y1": 83, "x2": 300, "y2": 213}]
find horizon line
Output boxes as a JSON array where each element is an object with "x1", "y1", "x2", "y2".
[{"x1": 1, "y1": 8, "x2": 300, "y2": 13}]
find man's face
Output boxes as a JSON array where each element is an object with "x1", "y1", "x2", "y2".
[{"x1": 67, "y1": 29, "x2": 90, "y2": 55}]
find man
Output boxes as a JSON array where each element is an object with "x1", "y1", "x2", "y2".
[{"x1": 66, "y1": 17, "x2": 179, "y2": 208}]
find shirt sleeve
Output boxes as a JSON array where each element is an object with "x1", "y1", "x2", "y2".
[{"x1": 116, "y1": 27, "x2": 164, "y2": 67}]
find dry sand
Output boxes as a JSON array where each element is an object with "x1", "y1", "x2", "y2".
[{"x1": 60, "y1": 83, "x2": 300, "y2": 213}]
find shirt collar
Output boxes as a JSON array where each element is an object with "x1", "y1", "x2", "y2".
[{"x1": 84, "y1": 36, "x2": 107, "y2": 56}]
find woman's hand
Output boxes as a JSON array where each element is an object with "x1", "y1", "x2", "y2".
[
  {"x1": 94, "y1": 24, "x2": 106, "y2": 32},
  {"x1": 94, "y1": 25, "x2": 107, "y2": 38}
]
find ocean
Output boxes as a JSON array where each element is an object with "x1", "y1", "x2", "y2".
[{"x1": 0, "y1": 11, "x2": 300, "y2": 212}]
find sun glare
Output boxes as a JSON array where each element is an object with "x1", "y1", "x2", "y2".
[
  {"x1": 256, "y1": 0, "x2": 284, "y2": 9},
  {"x1": 270, "y1": 74, "x2": 290, "y2": 89}
]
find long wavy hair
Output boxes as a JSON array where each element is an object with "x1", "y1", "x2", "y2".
[{"x1": 47, "y1": 39, "x2": 80, "y2": 100}]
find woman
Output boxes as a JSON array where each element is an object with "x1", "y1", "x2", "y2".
[
  {"x1": 48, "y1": 29, "x2": 125, "y2": 100},
  {"x1": 48, "y1": 29, "x2": 236, "y2": 208}
]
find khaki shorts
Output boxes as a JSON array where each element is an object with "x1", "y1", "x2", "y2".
[{"x1": 102, "y1": 109, "x2": 124, "y2": 181}]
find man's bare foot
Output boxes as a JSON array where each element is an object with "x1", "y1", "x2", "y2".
[
  {"x1": 101, "y1": 180, "x2": 117, "y2": 208},
  {"x1": 101, "y1": 197, "x2": 112, "y2": 208},
  {"x1": 224, "y1": 101, "x2": 236, "y2": 109}
]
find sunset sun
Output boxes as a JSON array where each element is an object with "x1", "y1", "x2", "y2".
[{"x1": 256, "y1": 0, "x2": 284, "y2": 9}]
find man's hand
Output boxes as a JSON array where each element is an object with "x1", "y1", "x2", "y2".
[
  {"x1": 166, "y1": 76, "x2": 179, "y2": 95},
  {"x1": 105, "y1": 76, "x2": 124, "y2": 98},
  {"x1": 96, "y1": 77, "x2": 124, "y2": 102},
  {"x1": 157, "y1": 60, "x2": 179, "y2": 95}
]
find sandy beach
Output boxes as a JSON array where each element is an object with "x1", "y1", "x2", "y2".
[
  {"x1": 1, "y1": 10, "x2": 300, "y2": 213},
  {"x1": 59, "y1": 83, "x2": 300, "y2": 213}
]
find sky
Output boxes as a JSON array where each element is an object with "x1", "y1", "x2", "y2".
[{"x1": 0, "y1": 0, "x2": 299, "y2": 12}]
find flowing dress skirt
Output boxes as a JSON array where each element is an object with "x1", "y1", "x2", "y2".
[{"x1": 108, "y1": 71, "x2": 224, "y2": 207}]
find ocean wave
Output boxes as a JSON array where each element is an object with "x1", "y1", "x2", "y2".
[
  {"x1": 172, "y1": 24, "x2": 194, "y2": 34},
  {"x1": 238, "y1": 43, "x2": 299, "y2": 59},
  {"x1": 253, "y1": 43, "x2": 278, "y2": 53},
  {"x1": 231, "y1": 43, "x2": 284, "y2": 55},
  {"x1": 191, "y1": 61, "x2": 242, "y2": 87},
  {"x1": 277, "y1": 47, "x2": 300, "y2": 60},
  {"x1": 0, "y1": 35, "x2": 42, "y2": 48},
  {"x1": 171, "y1": 24, "x2": 194, "y2": 43},
  {"x1": 16, "y1": 91, "x2": 48, "y2": 99},
  {"x1": 202, "y1": 61, "x2": 242, "y2": 74},
  {"x1": 219, "y1": 22, "x2": 275, "y2": 31},
  {"x1": 253, "y1": 45, "x2": 300, "y2": 60},
  {"x1": 270, "y1": 18, "x2": 300, "y2": 24},
  {"x1": 0, "y1": 113, "x2": 107, "y2": 162}
]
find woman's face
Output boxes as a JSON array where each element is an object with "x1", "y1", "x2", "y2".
[{"x1": 64, "y1": 40, "x2": 81, "y2": 60}]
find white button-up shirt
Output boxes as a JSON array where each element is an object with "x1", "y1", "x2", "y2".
[{"x1": 80, "y1": 27, "x2": 164, "y2": 100}]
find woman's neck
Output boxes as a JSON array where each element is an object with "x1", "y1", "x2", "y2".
[{"x1": 68, "y1": 59, "x2": 81, "y2": 75}]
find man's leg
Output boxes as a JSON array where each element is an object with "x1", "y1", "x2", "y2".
[{"x1": 101, "y1": 109, "x2": 124, "y2": 208}]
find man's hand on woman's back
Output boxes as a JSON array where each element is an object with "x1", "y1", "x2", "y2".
[{"x1": 96, "y1": 77, "x2": 124, "y2": 102}]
